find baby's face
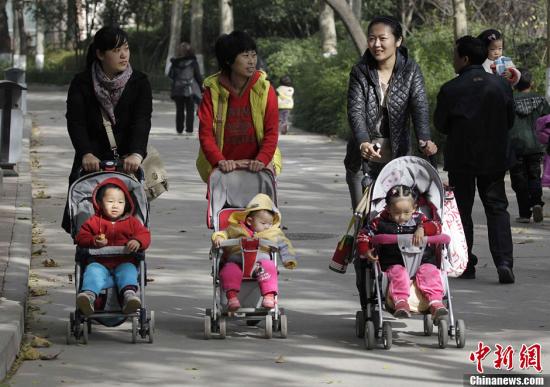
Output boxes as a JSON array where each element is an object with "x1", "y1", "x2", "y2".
[
  {"x1": 101, "y1": 187, "x2": 126, "y2": 220},
  {"x1": 387, "y1": 198, "x2": 415, "y2": 225},
  {"x1": 488, "y1": 39, "x2": 503, "y2": 61},
  {"x1": 247, "y1": 210, "x2": 274, "y2": 233}
]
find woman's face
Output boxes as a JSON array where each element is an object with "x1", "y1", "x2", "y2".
[
  {"x1": 367, "y1": 23, "x2": 401, "y2": 64},
  {"x1": 97, "y1": 42, "x2": 130, "y2": 77},
  {"x1": 231, "y1": 50, "x2": 257, "y2": 79},
  {"x1": 487, "y1": 39, "x2": 503, "y2": 61}
]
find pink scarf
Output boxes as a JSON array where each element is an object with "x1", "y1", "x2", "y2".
[{"x1": 92, "y1": 61, "x2": 133, "y2": 124}]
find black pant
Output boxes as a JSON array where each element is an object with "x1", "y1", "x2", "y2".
[
  {"x1": 174, "y1": 96, "x2": 195, "y2": 133},
  {"x1": 448, "y1": 171, "x2": 513, "y2": 269},
  {"x1": 509, "y1": 154, "x2": 544, "y2": 218}
]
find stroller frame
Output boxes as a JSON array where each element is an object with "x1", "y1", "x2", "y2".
[
  {"x1": 65, "y1": 165, "x2": 154, "y2": 344},
  {"x1": 351, "y1": 156, "x2": 466, "y2": 350}
]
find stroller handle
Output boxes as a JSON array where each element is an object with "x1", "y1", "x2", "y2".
[
  {"x1": 77, "y1": 160, "x2": 145, "y2": 181},
  {"x1": 371, "y1": 234, "x2": 450, "y2": 245},
  {"x1": 76, "y1": 246, "x2": 145, "y2": 262}
]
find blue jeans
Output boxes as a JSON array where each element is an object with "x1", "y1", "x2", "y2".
[{"x1": 81, "y1": 262, "x2": 138, "y2": 296}]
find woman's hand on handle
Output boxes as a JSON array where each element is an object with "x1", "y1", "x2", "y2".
[
  {"x1": 82, "y1": 153, "x2": 100, "y2": 172},
  {"x1": 359, "y1": 142, "x2": 381, "y2": 161},
  {"x1": 123, "y1": 154, "x2": 142, "y2": 174},
  {"x1": 218, "y1": 159, "x2": 236, "y2": 173},
  {"x1": 419, "y1": 140, "x2": 438, "y2": 156},
  {"x1": 248, "y1": 160, "x2": 265, "y2": 172}
]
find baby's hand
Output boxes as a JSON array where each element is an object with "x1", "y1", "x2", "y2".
[
  {"x1": 366, "y1": 248, "x2": 378, "y2": 262},
  {"x1": 284, "y1": 260, "x2": 297, "y2": 270},
  {"x1": 126, "y1": 239, "x2": 141, "y2": 252},
  {"x1": 413, "y1": 227, "x2": 425, "y2": 246},
  {"x1": 95, "y1": 234, "x2": 108, "y2": 247},
  {"x1": 213, "y1": 237, "x2": 224, "y2": 248}
]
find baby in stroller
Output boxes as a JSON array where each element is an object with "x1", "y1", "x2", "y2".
[
  {"x1": 212, "y1": 193, "x2": 297, "y2": 311},
  {"x1": 75, "y1": 177, "x2": 151, "y2": 316},
  {"x1": 357, "y1": 184, "x2": 448, "y2": 321}
]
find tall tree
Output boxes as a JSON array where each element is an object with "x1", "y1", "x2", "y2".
[
  {"x1": 452, "y1": 0, "x2": 468, "y2": 39},
  {"x1": 12, "y1": 0, "x2": 26, "y2": 68},
  {"x1": 319, "y1": 1, "x2": 337, "y2": 57},
  {"x1": 165, "y1": 0, "x2": 184, "y2": 75},
  {"x1": 324, "y1": 0, "x2": 367, "y2": 56},
  {"x1": 546, "y1": 0, "x2": 550, "y2": 102},
  {"x1": 219, "y1": 0, "x2": 233, "y2": 34},
  {"x1": 0, "y1": 0, "x2": 10, "y2": 62},
  {"x1": 35, "y1": 3, "x2": 45, "y2": 71},
  {"x1": 191, "y1": 0, "x2": 204, "y2": 73},
  {"x1": 348, "y1": 0, "x2": 361, "y2": 20}
]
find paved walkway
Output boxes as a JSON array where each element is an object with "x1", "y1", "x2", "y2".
[{"x1": 1, "y1": 89, "x2": 549, "y2": 386}]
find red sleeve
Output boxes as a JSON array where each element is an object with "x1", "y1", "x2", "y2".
[
  {"x1": 418, "y1": 213, "x2": 442, "y2": 236},
  {"x1": 131, "y1": 217, "x2": 151, "y2": 250},
  {"x1": 75, "y1": 217, "x2": 99, "y2": 247},
  {"x1": 198, "y1": 88, "x2": 225, "y2": 166},
  {"x1": 255, "y1": 86, "x2": 279, "y2": 166}
]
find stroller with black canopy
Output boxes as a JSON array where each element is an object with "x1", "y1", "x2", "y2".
[{"x1": 65, "y1": 161, "x2": 154, "y2": 344}]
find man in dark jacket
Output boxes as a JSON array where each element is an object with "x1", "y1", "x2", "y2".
[{"x1": 434, "y1": 35, "x2": 515, "y2": 284}]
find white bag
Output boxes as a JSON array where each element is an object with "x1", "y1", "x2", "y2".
[{"x1": 442, "y1": 190, "x2": 468, "y2": 277}]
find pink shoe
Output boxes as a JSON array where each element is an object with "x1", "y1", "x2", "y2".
[
  {"x1": 262, "y1": 293, "x2": 276, "y2": 309},
  {"x1": 429, "y1": 301, "x2": 448, "y2": 321},
  {"x1": 226, "y1": 291, "x2": 240, "y2": 312},
  {"x1": 393, "y1": 300, "x2": 411, "y2": 318}
]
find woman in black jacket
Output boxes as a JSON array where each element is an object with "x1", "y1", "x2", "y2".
[
  {"x1": 345, "y1": 16, "x2": 437, "y2": 211},
  {"x1": 168, "y1": 42, "x2": 203, "y2": 134},
  {"x1": 62, "y1": 26, "x2": 152, "y2": 233}
]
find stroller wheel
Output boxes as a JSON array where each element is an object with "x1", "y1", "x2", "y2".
[
  {"x1": 264, "y1": 315, "x2": 273, "y2": 339},
  {"x1": 218, "y1": 318, "x2": 227, "y2": 339},
  {"x1": 203, "y1": 316, "x2": 212, "y2": 340},
  {"x1": 148, "y1": 311, "x2": 155, "y2": 344},
  {"x1": 81, "y1": 321, "x2": 89, "y2": 345},
  {"x1": 131, "y1": 317, "x2": 138, "y2": 344},
  {"x1": 279, "y1": 314, "x2": 288, "y2": 339},
  {"x1": 355, "y1": 311, "x2": 365, "y2": 338},
  {"x1": 438, "y1": 319, "x2": 449, "y2": 349},
  {"x1": 364, "y1": 320, "x2": 375, "y2": 350},
  {"x1": 423, "y1": 314, "x2": 434, "y2": 336},
  {"x1": 382, "y1": 322, "x2": 392, "y2": 350},
  {"x1": 455, "y1": 319, "x2": 466, "y2": 348}
]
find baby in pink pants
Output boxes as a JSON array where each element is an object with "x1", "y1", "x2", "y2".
[
  {"x1": 357, "y1": 184, "x2": 448, "y2": 321},
  {"x1": 212, "y1": 194, "x2": 297, "y2": 311}
]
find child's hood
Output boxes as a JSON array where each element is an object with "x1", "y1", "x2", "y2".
[
  {"x1": 514, "y1": 93, "x2": 546, "y2": 117},
  {"x1": 228, "y1": 193, "x2": 281, "y2": 227},
  {"x1": 91, "y1": 177, "x2": 135, "y2": 216},
  {"x1": 277, "y1": 85, "x2": 294, "y2": 96}
]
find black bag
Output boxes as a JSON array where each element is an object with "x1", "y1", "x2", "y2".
[{"x1": 171, "y1": 61, "x2": 194, "y2": 98}]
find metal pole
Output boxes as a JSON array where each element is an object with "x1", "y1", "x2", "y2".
[{"x1": 0, "y1": 86, "x2": 13, "y2": 164}]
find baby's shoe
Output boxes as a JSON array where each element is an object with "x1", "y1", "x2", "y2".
[
  {"x1": 262, "y1": 293, "x2": 276, "y2": 309},
  {"x1": 76, "y1": 291, "x2": 96, "y2": 316},
  {"x1": 393, "y1": 300, "x2": 411, "y2": 318},
  {"x1": 226, "y1": 290, "x2": 240, "y2": 312},
  {"x1": 122, "y1": 289, "x2": 141, "y2": 314},
  {"x1": 429, "y1": 300, "x2": 448, "y2": 321}
]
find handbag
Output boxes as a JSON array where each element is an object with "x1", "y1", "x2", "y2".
[
  {"x1": 442, "y1": 189, "x2": 468, "y2": 277},
  {"x1": 100, "y1": 109, "x2": 168, "y2": 200}
]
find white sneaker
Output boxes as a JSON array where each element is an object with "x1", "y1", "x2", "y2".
[
  {"x1": 122, "y1": 290, "x2": 141, "y2": 314},
  {"x1": 76, "y1": 291, "x2": 96, "y2": 316},
  {"x1": 516, "y1": 217, "x2": 530, "y2": 224}
]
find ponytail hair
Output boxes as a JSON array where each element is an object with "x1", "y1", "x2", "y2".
[{"x1": 86, "y1": 26, "x2": 129, "y2": 69}]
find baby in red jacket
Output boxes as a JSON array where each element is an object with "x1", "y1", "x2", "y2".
[{"x1": 75, "y1": 177, "x2": 151, "y2": 316}]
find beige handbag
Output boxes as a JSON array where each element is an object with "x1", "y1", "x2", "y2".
[{"x1": 100, "y1": 110, "x2": 168, "y2": 201}]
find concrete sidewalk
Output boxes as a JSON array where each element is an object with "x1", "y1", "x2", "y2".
[{"x1": 0, "y1": 117, "x2": 32, "y2": 380}]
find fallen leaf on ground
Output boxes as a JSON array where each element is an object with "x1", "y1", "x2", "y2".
[
  {"x1": 34, "y1": 190, "x2": 50, "y2": 199},
  {"x1": 31, "y1": 336, "x2": 51, "y2": 348},
  {"x1": 32, "y1": 248, "x2": 45, "y2": 256},
  {"x1": 29, "y1": 288, "x2": 47, "y2": 297},
  {"x1": 40, "y1": 352, "x2": 61, "y2": 360},
  {"x1": 20, "y1": 344, "x2": 40, "y2": 360},
  {"x1": 42, "y1": 258, "x2": 59, "y2": 267},
  {"x1": 275, "y1": 355, "x2": 286, "y2": 363},
  {"x1": 146, "y1": 278, "x2": 154, "y2": 282},
  {"x1": 185, "y1": 367, "x2": 199, "y2": 371}
]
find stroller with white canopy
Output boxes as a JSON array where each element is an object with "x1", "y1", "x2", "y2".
[{"x1": 352, "y1": 156, "x2": 466, "y2": 349}]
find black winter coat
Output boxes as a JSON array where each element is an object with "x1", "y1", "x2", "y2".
[
  {"x1": 168, "y1": 55, "x2": 202, "y2": 98},
  {"x1": 344, "y1": 47, "x2": 431, "y2": 172},
  {"x1": 65, "y1": 68, "x2": 153, "y2": 182},
  {"x1": 434, "y1": 65, "x2": 514, "y2": 174}
]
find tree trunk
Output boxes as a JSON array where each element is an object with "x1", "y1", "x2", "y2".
[
  {"x1": 191, "y1": 0, "x2": 204, "y2": 74},
  {"x1": 12, "y1": 0, "x2": 26, "y2": 69},
  {"x1": 452, "y1": 0, "x2": 468, "y2": 39},
  {"x1": 348, "y1": 0, "x2": 361, "y2": 20},
  {"x1": 165, "y1": 0, "x2": 184, "y2": 75},
  {"x1": 35, "y1": 9, "x2": 45, "y2": 71},
  {"x1": 319, "y1": 1, "x2": 337, "y2": 57},
  {"x1": 324, "y1": 0, "x2": 366, "y2": 56},
  {"x1": 219, "y1": 0, "x2": 233, "y2": 34},
  {"x1": 546, "y1": 0, "x2": 550, "y2": 102},
  {"x1": 0, "y1": 0, "x2": 10, "y2": 60}
]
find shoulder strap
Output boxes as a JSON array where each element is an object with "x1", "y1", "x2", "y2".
[
  {"x1": 99, "y1": 109, "x2": 119, "y2": 159},
  {"x1": 214, "y1": 94, "x2": 224, "y2": 146}
]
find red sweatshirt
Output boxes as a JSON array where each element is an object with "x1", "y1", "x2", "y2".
[
  {"x1": 198, "y1": 71, "x2": 279, "y2": 167},
  {"x1": 76, "y1": 177, "x2": 151, "y2": 268}
]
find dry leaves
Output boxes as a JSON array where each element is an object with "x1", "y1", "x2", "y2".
[{"x1": 42, "y1": 258, "x2": 58, "y2": 267}]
